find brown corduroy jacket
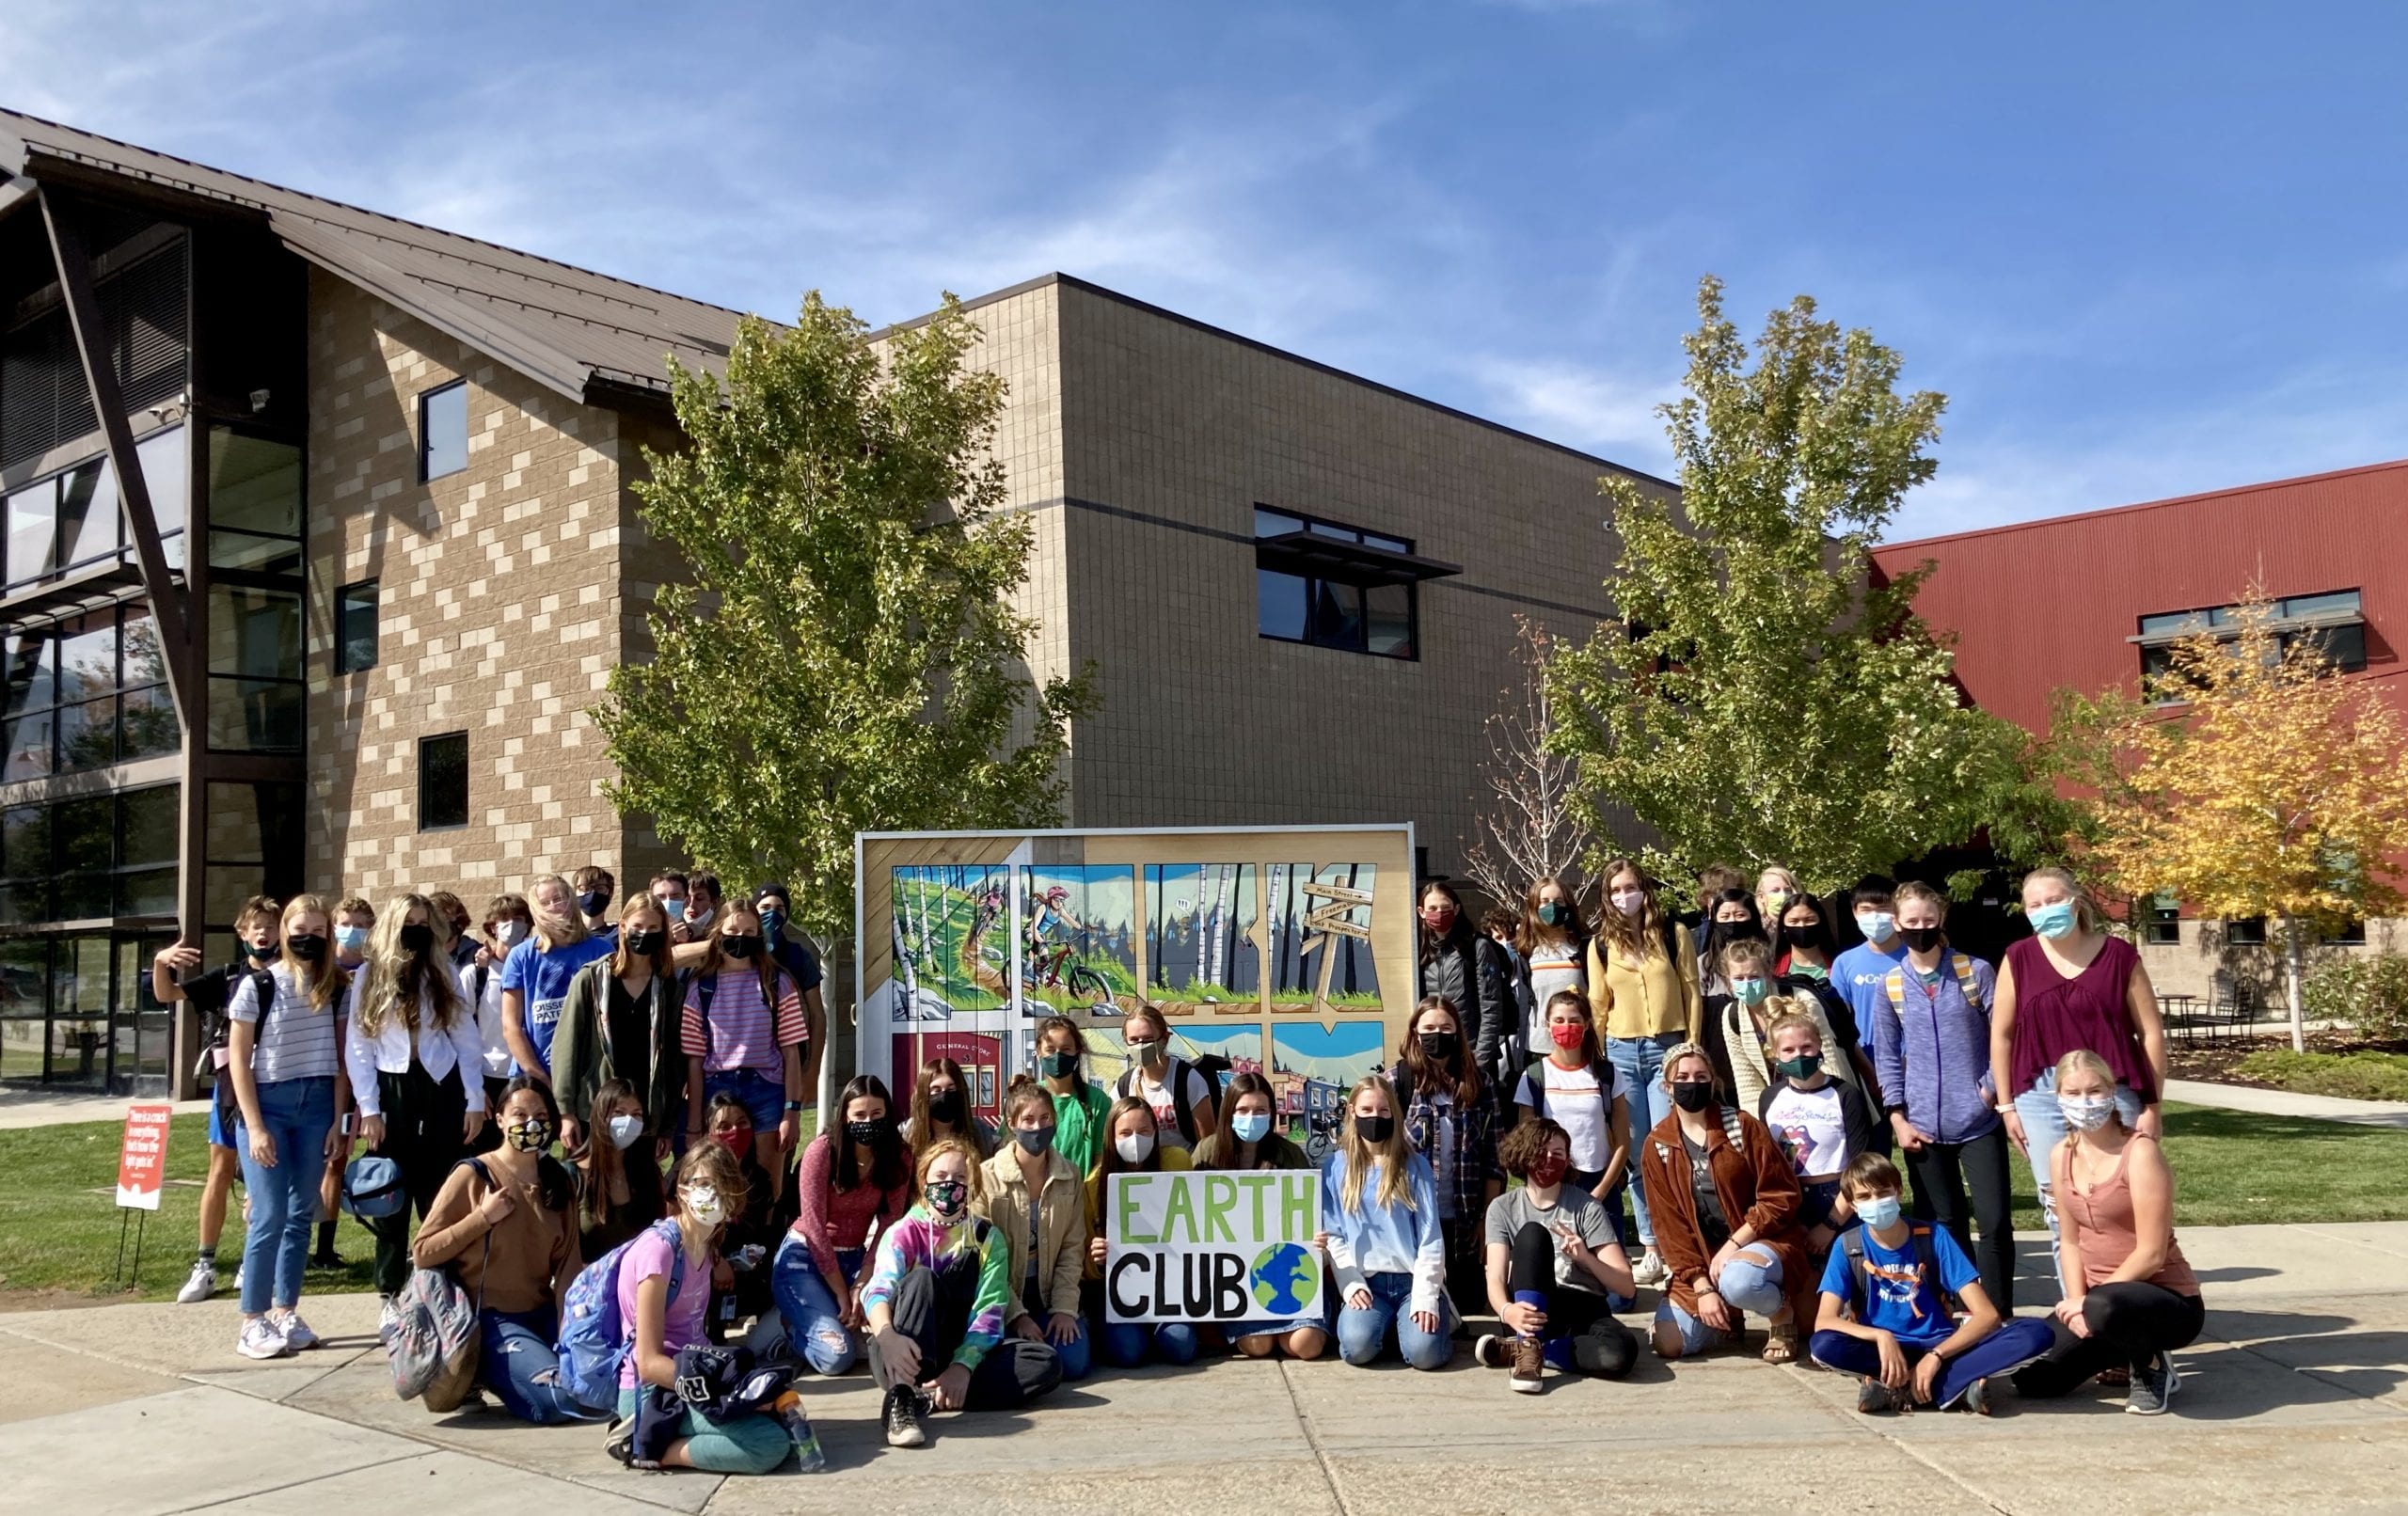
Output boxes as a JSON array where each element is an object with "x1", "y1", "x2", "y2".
[{"x1": 1639, "y1": 1105, "x2": 1814, "y2": 1322}]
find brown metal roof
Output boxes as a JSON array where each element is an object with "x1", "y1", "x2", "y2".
[{"x1": 0, "y1": 107, "x2": 748, "y2": 406}]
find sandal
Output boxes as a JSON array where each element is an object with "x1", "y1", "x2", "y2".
[{"x1": 1763, "y1": 1322, "x2": 1800, "y2": 1365}]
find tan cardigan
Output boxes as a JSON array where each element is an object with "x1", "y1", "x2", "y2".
[
  {"x1": 975, "y1": 1140, "x2": 1088, "y2": 1323},
  {"x1": 1587, "y1": 922, "x2": 1703, "y2": 1042}
]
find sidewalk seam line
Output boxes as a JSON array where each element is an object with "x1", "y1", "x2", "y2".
[
  {"x1": 1782, "y1": 1364, "x2": 2020, "y2": 1514},
  {"x1": 1276, "y1": 1358, "x2": 1353, "y2": 1516},
  {"x1": 159, "y1": 1449, "x2": 429, "y2": 1515}
]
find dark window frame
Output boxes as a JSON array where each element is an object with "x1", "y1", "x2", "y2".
[
  {"x1": 418, "y1": 730, "x2": 468, "y2": 831},
  {"x1": 0, "y1": 782, "x2": 182, "y2": 926},
  {"x1": 2138, "y1": 588, "x2": 2369, "y2": 696},
  {"x1": 2224, "y1": 916, "x2": 2267, "y2": 947},
  {"x1": 2142, "y1": 892, "x2": 2181, "y2": 946},
  {"x1": 418, "y1": 381, "x2": 468, "y2": 482},
  {"x1": 335, "y1": 578, "x2": 378, "y2": 674},
  {"x1": 1253, "y1": 507, "x2": 1420, "y2": 662}
]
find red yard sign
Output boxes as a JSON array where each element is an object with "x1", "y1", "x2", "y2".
[{"x1": 116, "y1": 1102, "x2": 173, "y2": 1210}]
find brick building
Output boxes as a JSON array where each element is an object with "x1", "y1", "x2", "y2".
[{"x1": 0, "y1": 111, "x2": 1658, "y2": 1093}]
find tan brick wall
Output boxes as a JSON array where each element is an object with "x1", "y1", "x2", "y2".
[{"x1": 304, "y1": 270, "x2": 636, "y2": 907}]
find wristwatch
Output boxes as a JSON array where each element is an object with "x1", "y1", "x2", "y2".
[{"x1": 784, "y1": 1100, "x2": 805, "y2": 1113}]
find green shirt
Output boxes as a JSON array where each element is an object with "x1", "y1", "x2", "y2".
[{"x1": 1051, "y1": 1082, "x2": 1116, "y2": 1176}]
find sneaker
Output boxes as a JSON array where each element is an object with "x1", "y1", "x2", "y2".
[
  {"x1": 604, "y1": 1415, "x2": 638, "y2": 1466},
  {"x1": 1632, "y1": 1249, "x2": 1668, "y2": 1287},
  {"x1": 378, "y1": 1294, "x2": 403, "y2": 1339},
  {"x1": 1858, "y1": 1377, "x2": 1895, "y2": 1414},
  {"x1": 1959, "y1": 1377, "x2": 1990, "y2": 1416},
  {"x1": 309, "y1": 1248, "x2": 342, "y2": 1271},
  {"x1": 772, "y1": 1391, "x2": 827, "y2": 1473},
  {"x1": 275, "y1": 1312, "x2": 318, "y2": 1350},
  {"x1": 1473, "y1": 1333, "x2": 1509, "y2": 1369},
  {"x1": 175, "y1": 1259, "x2": 217, "y2": 1304},
  {"x1": 1509, "y1": 1334, "x2": 1545, "y2": 1394},
  {"x1": 237, "y1": 1318, "x2": 291, "y2": 1360},
  {"x1": 882, "y1": 1383, "x2": 928, "y2": 1448},
  {"x1": 2127, "y1": 1352, "x2": 2178, "y2": 1415},
  {"x1": 232, "y1": 1264, "x2": 245, "y2": 1295}
]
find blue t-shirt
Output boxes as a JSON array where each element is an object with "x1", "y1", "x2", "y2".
[
  {"x1": 1830, "y1": 939, "x2": 1909, "y2": 1047},
  {"x1": 499, "y1": 934, "x2": 616, "y2": 1069},
  {"x1": 1818, "y1": 1222, "x2": 1980, "y2": 1349}
]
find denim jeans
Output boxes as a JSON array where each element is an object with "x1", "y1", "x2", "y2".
[
  {"x1": 2012, "y1": 1069, "x2": 2147, "y2": 1281},
  {"x1": 1021, "y1": 1281, "x2": 1094, "y2": 1381},
  {"x1": 1654, "y1": 1245, "x2": 1785, "y2": 1355},
  {"x1": 1335, "y1": 1271, "x2": 1452, "y2": 1369},
  {"x1": 770, "y1": 1236, "x2": 863, "y2": 1375},
  {"x1": 1607, "y1": 1032, "x2": 1683, "y2": 1246},
  {"x1": 704, "y1": 1067, "x2": 787, "y2": 1134},
  {"x1": 233, "y1": 1076, "x2": 336, "y2": 1315},
  {"x1": 1100, "y1": 1319, "x2": 1199, "y2": 1368},
  {"x1": 482, "y1": 1306, "x2": 594, "y2": 1423}
]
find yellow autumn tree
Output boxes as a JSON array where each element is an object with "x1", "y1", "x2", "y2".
[{"x1": 2081, "y1": 591, "x2": 2408, "y2": 1050}]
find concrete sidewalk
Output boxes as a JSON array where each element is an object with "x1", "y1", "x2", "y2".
[
  {"x1": 0, "y1": 1090, "x2": 210, "y2": 1131},
  {"x1": 4, "y1": 1223, "x2": 2405, "y2": 1515},
  {"x1": 2168, "y1": 1077, "x2": 2408, "y2": 1129}
]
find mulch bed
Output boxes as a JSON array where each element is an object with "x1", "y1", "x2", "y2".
[{"x1": 2169, "y1": 1029, "x2": 2408, "y2": 1090}]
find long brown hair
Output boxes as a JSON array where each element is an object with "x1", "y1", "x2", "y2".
[
  {"x1": 579, "y1": 1078, "x2": 662, "y2": 1235},
  {"x1": 1090, "y1": 1095, "x2": 1164, "y2": 1184},
  {"x1": 695, "y1": 903, "x2": 793, "y2": 1019},
  {"x1": 909, "y1": 1056, "x2": 994, "y2": 1160},
  {"x1": 1516, "y1": 875, "x2": 1586, "y2": 955},
  {"x1": 610, "y1": 892, "x2": 673, "y2": 979},
  {"x1": 1398, "y1": 995, "x2": 1481, "y2": 1105},
  {"x1": 1197, "y1": 1071, "x2": 1281, "y2": 1171},
  {"x1": 1595, "y1": 857, "x2": 1670, "y2": 962}
]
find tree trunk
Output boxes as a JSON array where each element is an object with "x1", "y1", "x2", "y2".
[{"x1": 2283, "y1": 914, "x2": 2306, "y2": 1054}]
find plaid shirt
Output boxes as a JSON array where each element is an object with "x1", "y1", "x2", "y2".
[{"x1": 1387, "y1": 1060, "x2": 1505, "y2": 1221}]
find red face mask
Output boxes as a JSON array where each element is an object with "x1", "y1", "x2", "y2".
[
  {"x1": 1528, "y1": 1153, "x2": 1571, "y2": 1189},
  {"x1": 1420, "y1": 907, "x2": 1456, "y2": 933},
  {"x1": 1549, "y1": 1023, "x2": 1586, "y2": 1050},
  {"x1": 711, "y1": 1128, "x2": 754, "y2": 1163}
]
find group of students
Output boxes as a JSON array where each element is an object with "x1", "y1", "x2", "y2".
[{"x1": 169, "y1": 853, "x2": 2210, "y2": 1479}]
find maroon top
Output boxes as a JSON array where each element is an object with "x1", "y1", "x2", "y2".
[{"x1": 2005, "y1": 934, "x2": 2155, "y2": 1101}]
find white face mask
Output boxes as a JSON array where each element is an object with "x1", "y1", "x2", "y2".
[
  {"x1": 683, "y1": 1185, "x2": 725, "y2": 1229},
  {"x1": 495, "y1": 920, "x2": 530, "y2": 948},
  {"x1": 1610, "y1": 889, "x2": 1645, "y2": 918},
  {"x1": 687, "y1": 906, "x2": 716, "y2": 931},
  {"x1": 1116, "y1": 1130, "x2": 1156, "y2": 1165},
  {"x1": 606, "y1": 1114, "x2": 645, "y2": 1150}
]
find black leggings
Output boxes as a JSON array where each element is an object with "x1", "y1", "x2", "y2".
[
  {"x1": 1904, "y1": 1126, "x2": 2016, "y2": 1310},
  {"x1": 1505, "y1": 1222, "x2": 1638, "y2": 1379},
  {"x1": 366, "y1": 1062, "x2": 467, "y2": 1296},
  {"x1": 2012, "y1": 1283, "x2": 2206, "y2": 1398},
  {"x1": 1441, "y1": 1215, "x2": 1486, "y2": 1322},
  {"x1": 872, "y1": 1264, "x2": 1062, "y2": 1410}
]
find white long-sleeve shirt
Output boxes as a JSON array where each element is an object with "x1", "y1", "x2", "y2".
[
  {"x1": 1321, "y1": 1150, "x2": 1447, "y2": 1316},
  {"x1": 343, "y1": 963, "x2": 487, "y2": 1116}
]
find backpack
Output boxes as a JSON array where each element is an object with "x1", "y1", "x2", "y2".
[
  {"x1": 555, "y1": 1218, "x2": 687, "y2": 1413},
  {"x1": 1836, "y1": 1222, "x2": 1946, "y2": 1320},
  {"x1": 211, "y1": 968, "x2": 284, "y2": 1131},
  {"x1": 386, "y1": 1158, "x2": 493, "y2": 1408},
  {"x1": 1881, "y1": 952, "x2": 1985, "y2": 1014},
  {"x1": 1117, "y1": 1056, "x2": 1207, "y2": 1145},
  {"x1": 1523, "y1": 1058, "x2": 1616, "y2": 1123},
  {"x1": 693, "y1": 963, "x2": 802, "y2": 1066}
]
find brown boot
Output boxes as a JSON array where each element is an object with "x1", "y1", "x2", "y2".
[{"x1": 1510, "y1": 1334, "x2": 1545, "y2": 1394}]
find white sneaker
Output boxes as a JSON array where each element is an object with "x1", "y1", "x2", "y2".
[
  {"x1": 175, "y1": 1259, "x2": 217, "y2": 1304},
  {"x1": 276, "y1": 1312, "x2": 319, "y2": 1350},
  {"x1": 237, "y1": 1318, "x2": 291, "y2": 1360},
  {"x1": 233, "y1": 1264, "x2": 246, "y2": 1294},
  {"x1": 1633, "y1": 1249, "x2": 1669, "y2": 1287}
]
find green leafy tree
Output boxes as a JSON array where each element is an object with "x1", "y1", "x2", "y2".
[
  {"x1": 594, "y1": 292, "x2": 1097, "y2": 947},
  {"x1": 1548, "y1": 276, "x2": 2049, "y2": 894}
]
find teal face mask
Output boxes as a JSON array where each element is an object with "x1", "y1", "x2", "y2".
[
  {"x1": 2029, "y1": 901, "x2": 2078, "y2": 940},
  {"x1": 1731, "y1": 977, "x2": 1769, "y2": 1006}
]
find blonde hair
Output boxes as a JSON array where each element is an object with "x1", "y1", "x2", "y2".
[
  {"x1": 1719, "y1": 937, "x2": 1773, "y2": 976},
  {"x1": 1661, "y1": 1040, "x2": 1716, "y2": 1091},
  {"x1": 528, "y1": 874, "x2": 590, "y2": 951},
  {"x1": 1893, "y1": 880, "x2": 1950, "y2": 916},
  {"x1": 277, "y1": 893, "x2": 341, "y2": 1013},
  {"x1": 1755, "y1": 866, "x2": 1804, "y2": 915},
  {"x1": 916, "y1": 1138, "x2": 986, "y2": 1205},
  {"x1": 2021, "y1": 867, "x2": 2100, "y2": 934},
  {"x1": 1337, "y1": 1074, "x2": 1417, "y2": 1216},
  {"x1": 354, "y1": 892, "x2": 463, "y2": 1039},
  {"x1": 2052, "y1": 1048, "x2": 2123, "y2": 1142},
  {"x1": 1764, "y1": 1006, "x2": 1821, "y2": 1046}
]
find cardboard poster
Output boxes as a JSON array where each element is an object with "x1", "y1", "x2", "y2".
[{"x1": 1102, "y1": 1169, "x2": 1323, "y2": 1324}]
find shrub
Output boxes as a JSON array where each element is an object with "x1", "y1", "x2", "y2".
[
  {"x1": 2232, "y1": 1050, "x2": 2408, "y2": 1103},
  {"x1": 2300, "y1": 953, "x2": 2408, "y2": 1044}
]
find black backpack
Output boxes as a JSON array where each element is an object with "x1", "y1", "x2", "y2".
[
  {"x1": 1837, "y1": 1223, "x2": 1946, "y2": 1318},
  {"x1": 1522, "y1": 1057, "x2": 1616, "y2": 1122},
  {"x1": 1117, "y1": 1055, "x2": 1207, "y2": 1145},
  {"x1": 212, "y1": 968, "x2": 284, "y2": 1129}
]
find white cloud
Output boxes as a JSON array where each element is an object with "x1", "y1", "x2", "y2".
[{"x1": 1465, "y1": 355, "x2": 1677, "y2": 468}]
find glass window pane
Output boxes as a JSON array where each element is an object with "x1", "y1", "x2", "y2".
[
  {"x1": 117, "y1": 866, "x2": 177, "y2": 918},
  {"x1": 420, "y1": 731, "x2": 468, "y2": 829},
  {"x1": 55, "y1": 695, "x2": 116, "y2": 772},
  {"x1": 2, "y1": 806, "x2": 48, "y2": 877},
  {"x1": 2137, "y1": 610, "x2": 2207, "y2": 638},
  {"x1": 0, "y1": 938, "x2": 47, "y2": 1025},
  {"x1": 136, "y1": 427, "x2": 189, "y2": 539},
  {"x1": 1253, "y1": 508, "x2": 1302, "y2": 539},
  {"x1": 54, "y1": 796, "x2": 112, "y2": 874},
  {"x1": 121, "y1": 609, "x2": 167, "y2": 691},
  {"x1": 57, "y1": 455, "x2": 119, "y2": 568},
  {"x1": 1258, "y1": 569, "x2": 1308, "y2": 640},
  {"x1": 60, "y1": 937, "x2": 110, "y2": 1016},
  {"x1": 121, "y1": 787, "x2": 178, "y2": 868},
  {"x1": 3, "y1": 630, "x2": 55, "y2": 716},
  {"x1": 2279, "y1": 589, "x2": 2361, "y2": 619},
  {"x1": 1307, "y1": 521, "x2": 1359, "y2": 542},
  {"x1": 208, "y1": 529, "x2": 305, "y2": 574},
  {"x1": 0, "y1": 876, "x2": 49, "y2": 927},
  {"x1": 420, "y1": 383, "x2": 467, "y2": 480},
  {"x1": 1309, "y1": 579, "x2": 1364, "y2": 650},
  {"x1": 55, "y1": 611, "x2": 118, "y2": 702},
  {"x1": 206, "y1": 430, "x2": 299, "y2": 538},
  {"x1": 1366, "y1": 583, "x2": 1415, "y2": 658},
  {"x1": 337, "y1": 580, "x2": 378, "y2": 673},
  {"x1": 7, "y1": 477, "x2": 55, "y2": 585},
  {"x1": 119, "y1": 684, "x2": 178, "y2": 762},
  {"x1": 2, "y1": 708, "x2": 52, "y2": 782},
  {"x1": 1362, "y1": 532, "x2": 1410, "y2": 554},
  {"x1": 207, "y1": 676, "x2": 304, "y2": 753},
  {"x1": 207, "y1": 585, "x2": 303, "y2": 680}
]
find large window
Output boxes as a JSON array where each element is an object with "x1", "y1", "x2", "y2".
[
  {"x1": 1, "y1": 603, "x2": 179, "y2": 780},
  {"x1": 420, "y1": 381, "x2": 467, "y2": 481},
  {"x1": 0, "y1": 426, "x2": 188, "y2": 588},
  {"x1": 420, "y1": 731, "x2": 467, "y2": 829},
  {"x1": 203, "y1": 429, "x2": 305, "y2": 754},
  {"x1": 2138, "y1": 589, "x2": 2368, "y2": 694},
  {"x1": 336, "y1": 580, "x2": 378, "y2": 673},
  {"x1": 0, "y1": 782, "x2": 180, "y2": 926},
  {"x1": 2224, "y1": 917, "x2": 2267, "y2": 947},
  {"x1": 207, "y1": 429, "x2": 303, "y2": 574},
  {"x1": 1254, "y1": 507, "x2": 1420, "y2": 659}
]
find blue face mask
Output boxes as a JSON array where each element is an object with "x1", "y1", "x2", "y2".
[
  {"x1": 1731, "y1": 977, "x2": 1769, "y2": 1006},
  {"x1": 1856, "y1": 1193, "x2": 1903, "y2": 1230},
  {"x1": 661, "y1": 896, "x2": 687, "y2": 923},
  {"x1": 334, "y1": 924, "x2": 369, "y2": 953},
  {"x1": 2029, "y1": 901, "x2": 2078, "y2": 940},
  {"x1": 1231, "y1": 1111, "x2": 1273, "y2": 1144},
  {"x1": 1856, "y1": 911, "x2": 1893, "y2": 943},
  {"x1": 760, "y1": 908, "x2": 787, "y2": 938}
]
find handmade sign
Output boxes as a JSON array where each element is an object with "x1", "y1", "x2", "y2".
[{"x1": 1103, "y1": 1168, "x2": 1323, "y2": 1324}]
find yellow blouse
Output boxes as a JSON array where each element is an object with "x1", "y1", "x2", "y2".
[{"x1": 1585, "y1": 922, "x2": 1703, "y2": 1042}]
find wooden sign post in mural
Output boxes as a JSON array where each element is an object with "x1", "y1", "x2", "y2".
[{"x1": 854, "y1": 827, "x2": 1417, "y2": 1140}]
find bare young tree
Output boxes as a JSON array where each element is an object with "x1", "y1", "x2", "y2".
[{"x1": 1462, "y1": 619, "x2": 1595, "y2": 908}]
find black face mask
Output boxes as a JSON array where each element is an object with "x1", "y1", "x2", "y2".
[
  {"x1": 1901, "y1": 925, "x2": 1944, "y2": 953},
  {"x1": 578, "y1": 890, "x2": 610, "y2": 917},
  {"x1": 928, "y1": 1090, "x2": 964, "y2": 1124},
  {"x1": 1670, "y1": 1080, "x2": 1716, "y2": 1113},
  {"x1": 1781, "y1": 922, "x2": 1825, "y2": 951},
  {"x1": 398, "y1": 924, "x2": 436, "y2": 955},
  {"x1": 284, "y1": 934, "x2": 325, "y2": 963},
  {"x1": 1354, "y1": 1114, "x2": 1396, "y2": 1145},
  {"x1": 721, "y1": 935, "x2": 760, "y2": 961},
  {"x1": 625, "y1": 929, "x2": 664, "y2": 956},
  {"x1": 1418, "y1": 1031, "x2": 1460, "y2": 1065},
  {"x1": 846, "y1": 1117, "x2": 895, "y2": 1147},
  {"x1": 250, "y1": 940, "x2": 283, "y2": 964}
]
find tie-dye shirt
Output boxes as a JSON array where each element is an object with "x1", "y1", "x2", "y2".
[{"x1": 860, "y1": 1205, "x2": 1011, "y2": 1373}]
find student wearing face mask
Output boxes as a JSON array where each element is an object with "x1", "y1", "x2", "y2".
[
  {"x1": 1713, "y1": 940, "x2": 1869, "y2": 1111},
  {"x1": 1113, "y1": 1004, "x2": 1219, "y2": 1154},
  {"x1": 413, "y1": 1078, "x2": 589, "y2": 1420},
  {"x1": 1512, "y1": 991, "x2": 1632, "y2": 1233},
  {"x1": 1990, "y1": 867, "x2": 2168, "y2": 1283},
  {"x1": 1696, "y1": 888, "x2": 1767, "y2": 998},
  {"x1": 1812, "y1": 1152, "x2": 2052, "y2": 1415},
  {"x1": 1512, "y1": 876, "x2": 1587, "y2": 1083},
  {"x1": 1872, "y1": 881, "x2": 2014, "y2": 1310},
  {"x1": 1417, "y1": 879, "x2": 1509, "y2": 1098},
  {"x1": 699, "y1": 1096, "x2": 779, "y2": 1340},
  {"x1": 1585, "y1": 859, "x2": 1702, "y2": 1287},
  {"x1": 1774, "y1": 897, "x2": 1882, "y2": 1098},
  {"x1": 683, "y1": 904, "x2": 810, "y2": 1204},
  {"x1": 1388, "y1": 996, "x2": 1504, "y2": 1323},
  {"x1": 333, "y1": 895, "x2": 376, "y2": 975},
  {"x1": 1830, "y1": 878, "x2": 1909, "y2": 1052},
  {"x1": 1477, "y1": 1117, "x2": 1638, "y2": 1393},
  {"x1": 866, "y1": 1139, "x2": 1064, "y2": 1448},
  {"x1": 1325, "y1": 1075, "x2": 1450, "y2": 1370},
  {"x1": 1082, "y1": 1096, "x2": 1199, "y2": 1366},
  {"x1": 649, "y1": 870, "x2": 694, "y2": 942},
  {"x1": 1196, "y1": 1072, "x2": 1326, "y2": 1360},
  {"x1": 574, "y1": 865, "x2": 618, "y2": 939},
  {"x1": 776, "y1": 1076, "x2": 911, "y2": 1375},
  {"x1": 500, "y1": 875, "x2": 614, "y2": 1086},
  {"x1": 468, "y1": 896, "x2": 533, "y2": 1138},
  {"x1": 975, "y1": 1080, "x2": 1093, "y2": 1381},
  {"x1": 578, "y1": 1079, "x2": 666, "y2": 1259},
  {"x1": 345, "y1": 894, "x2": 489, "y2": 1323},
  {"x1": 1755, "y1": 867, "x2": 1807, "y2": 955},
  {"x1": 554, "y1": 894, "x2": 686, "y2": 1153},
  {"x1": 1755, "y1": 1012, "x2": 1884, "y2": 1251},
  {"x1": 751, "y1": 884, "x2": 826, "y2": 1111},
  {"x1": 1481, "y1": 905, "x2": 1532, "y2": 1083},
  {"x1": 900, "y1": 1056, "x2": 997, "y2": 1159},
  {"x1": 1642, "y1": 1044, "x2": 1812, "y2": 1365},
  {"x1": 1035, "y1": 1016, "x2": 1115, "y2": 1176}
]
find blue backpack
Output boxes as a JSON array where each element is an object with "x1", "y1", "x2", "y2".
[{"x1": 555, "y1": 1219, "x2": 686, "y2": 1413}]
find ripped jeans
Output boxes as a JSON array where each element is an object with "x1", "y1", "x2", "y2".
[
  {"x1": 481, "y1": 1306, "x2": 594, "y2": 1423},
  {"x1": 771, "y1": 1234, "x2": 863, "y2": 1375}
]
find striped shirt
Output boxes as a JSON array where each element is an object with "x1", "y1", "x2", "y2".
[
  {"x1": 227, "y1": 965, "x2": 344, "y2": 1084},
  {"x1": 680, "y1": 967, "x2": 807, "y2": 1075}
]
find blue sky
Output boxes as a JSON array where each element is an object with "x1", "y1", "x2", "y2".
[{"x1": 9, "y1": 1, "x2": 2405, "y2": 540}]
